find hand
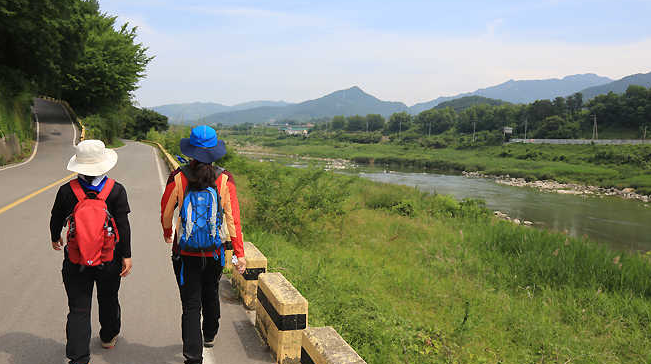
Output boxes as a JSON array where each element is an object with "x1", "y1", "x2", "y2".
[
  {"x1": 120, "y1": 258, "x2": 132, "y2": 277},
  {"x1": 235, "y1": 257, "x2": 246, "y2": 275},
  {"x1": 52, "y1": 237, "x2": 64, "y2": 251},
  {"x1": 164, "y1": 236, "x2": 173, "y2": 244}
]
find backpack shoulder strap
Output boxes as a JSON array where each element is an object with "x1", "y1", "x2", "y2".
[
  {"x1": 215, "y1": 166, "x2": 225, "y2": 178},
  {"x1": 69, "y1": 179, "x2": 87, "y2": 202},
  {"x1": 97, "y1": 178, "x2": 116, "y2": 201}
]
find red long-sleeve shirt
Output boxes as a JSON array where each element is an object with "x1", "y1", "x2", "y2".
[{"x1": 160, "y1": 167, "x2": 244, "y2": 259}]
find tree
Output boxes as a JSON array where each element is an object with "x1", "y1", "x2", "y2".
[
  {"x1": 553, "y1": 96, "x2": 567, "y2": 117},
  {"x1": 130, "y1": 108, "x2": 168, "y2": 138},
  {"x1": 345, "y1": 115, "x2": 365, "y2": 131},
  {"x1": 416, "y1": 108, "x2": 454, "y2": 135},
  {"x1": 365, "y1": 114, "x2": 385, "y2": 131},
  {"x1": 330, "y1": 115, "x2": 345, "y2": 130},
  {"x1": 387, "y1": 112, "x2": 411, "y2": 133},
  {"x1": 61, "y1": 13, "x2": 153, "y2": 114},
  {"x1": 0, "y1": 0, "x2": 97, "y2": 95},
  {"x1": 534, "y1": 115, "x2": 579, "y2": 138}
]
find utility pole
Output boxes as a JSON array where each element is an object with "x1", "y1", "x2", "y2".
[
  {"x1": 428, "y1": 120, "x2": 431, "y2": 137},
  {"x1": 644, "y1": 125, "x2": 647, "y2": 140},
  {"x1": 472, "y1": 122, "x2": 476, "y2": 143},
  {"x1": 524, "y1": 118, "x2": 528, "y2": 139},
  {"x1": 592, "y1": 114, "x2": 598, "y2": 140},
  {"x1": 366, "y1": 119, "x2": 369, "y2": 133}
]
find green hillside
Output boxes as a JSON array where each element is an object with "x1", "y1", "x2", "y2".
[
  {"x1": 581, "y1": 71, "x2": 651, "y2": 100},
  {"x1": 435, "y1": 95, "x2": 507, "y2": 111}
]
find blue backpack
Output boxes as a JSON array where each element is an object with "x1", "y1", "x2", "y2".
[{"x1": 178, "y1": 166, "x2": 225, "y2": 269}]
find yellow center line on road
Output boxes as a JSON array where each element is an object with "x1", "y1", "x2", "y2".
[{"x1": 0, "y1": 172, "x2": 77, "y2": 216}]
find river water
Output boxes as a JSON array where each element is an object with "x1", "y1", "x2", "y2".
[
  {"x1": 360, "y1": 170, "x2": 651, "y2": 252},
  {"x1": 243, "y1": 153, "x2": 651, "y2": 252}
]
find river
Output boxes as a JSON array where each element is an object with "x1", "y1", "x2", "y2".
[{"x1": 243, "y1": 152, "x2": 651, "y2": 252}]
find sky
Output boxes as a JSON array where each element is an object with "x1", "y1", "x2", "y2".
[{"x1": 100, "y1": 0, "x2": 651, "y2": 107}]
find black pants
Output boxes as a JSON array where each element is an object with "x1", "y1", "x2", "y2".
[
  {"x1": 173, "y1": 255, "x2": 223, "y2": 364},
  {"x1": 62, "y1": 258, "x2": 122, "y2": 364}
]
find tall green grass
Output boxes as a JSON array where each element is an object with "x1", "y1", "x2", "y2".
[{"x1": 215, "y1": 153, "x2": 651, "y2": 363}]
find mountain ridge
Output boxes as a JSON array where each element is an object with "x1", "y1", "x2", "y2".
[{"x1": 158, "y1": 72, "x2": 651, "y2": 125}]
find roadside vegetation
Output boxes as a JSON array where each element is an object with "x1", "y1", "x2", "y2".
[
  {"x1": 0, "y1": 0, "x2": 167, "y2": 163},
  {"x1": 150, "y1": 128, "x2": 651, "y2": 363}
]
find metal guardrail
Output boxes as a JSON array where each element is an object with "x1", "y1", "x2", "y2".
[
  {"x1": 141, "y1": 140, "x2": 180, "y2": 171},
  {"x1": 510, "y1": 138, "x2": 651, "y2": 145}
]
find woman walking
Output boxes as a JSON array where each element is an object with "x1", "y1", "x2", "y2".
[
  {"x1": 160, "y1": 125, "x2": 246, "y2": 364},
  {"x1": 50, "y1": 139, "x2": 132, "y2": 364}
]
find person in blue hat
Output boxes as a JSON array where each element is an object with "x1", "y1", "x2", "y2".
[{"x1": 160, "y1": 125, "x2": 246, "y2": 364}]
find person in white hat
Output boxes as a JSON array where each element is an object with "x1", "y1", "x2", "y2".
[{"x1": 50, "y1": 140, "x2": 132, "y2": 364}]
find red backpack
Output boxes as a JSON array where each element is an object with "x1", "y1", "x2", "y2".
[{"x1": 66, "y1": 178, "x2": 119, "y2": 266}]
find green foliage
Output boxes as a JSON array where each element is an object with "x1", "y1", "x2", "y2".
[
  {"x1": 387, "y1": 111, "x2": 411, "y2": 133},
  {"x1": 244, "y1": 163, "x2": 351, "y2": 241},
  {"x1": 533, "y1": 115, "x2": 579, "y2": 138},
  {"x1": 220, "y1": 157, "x2": 651, "y2": 363},
  {"x1": 0, "y1": 88, "x2": 33, "y2": 143},
  {"x1": 0, "y1": 0, "x2": 96, "y2": 95},
  {"x1": 126, "y1": 108, "x2": 169, "y2": 140},
  {"x1": 435, "y1": 95, "x2": 507, "y2": 112},
  {"x1": 61, "y1": 13, "x2": 153, "y2": 114},
  {"x1": 1, "y1": 0, "x2": 154, "y2": 146}
]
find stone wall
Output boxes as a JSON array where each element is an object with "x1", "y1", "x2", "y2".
[{"x1": 0, "y1": 132, "x2": 22, "y2": 164}]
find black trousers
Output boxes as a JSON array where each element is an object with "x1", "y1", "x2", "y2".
[
  {"x1": 62, "y1": 258, "x2": 122, "y2": 364},
  {"x1": 173, "y1": 255, "x2": 223, "y2": 364}
]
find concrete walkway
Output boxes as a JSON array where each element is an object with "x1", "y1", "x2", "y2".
[{"x1": 0, "y1": 99, "x2": 273, "y2": 364}]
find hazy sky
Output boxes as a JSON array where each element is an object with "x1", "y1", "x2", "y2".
[{"x1": 100, "y1": 0, "x2": 651, "y2": 107}]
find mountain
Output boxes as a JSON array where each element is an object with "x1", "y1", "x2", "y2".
[
  {"x1": 409, "y1": 73, "x2": 612, "y2": 113},
  {"x1": 202, "y1": 86, "x2": 408, "y2": 125},
  {"x1": 435, "y1": 96, "x2": 507, "y2": 111},
  {"x1": 579, "y1": 72, "x2": 651, "y2": 100},
  {"x1": 152, "y1": 102, "x2": 230, "y2": 123},
  {"x1": 229, "y1": 100, "x2": 292, "y2": 111},
  {"x1": 152, "y1": 100, "x2": 291, "y2": 123}
]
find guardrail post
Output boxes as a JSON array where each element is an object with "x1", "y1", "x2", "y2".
[
  {"x1": 231, "y1": 241, "x2": 267, "y2": 309},
  {"x1": 301, "y1": 327, "x2": 366, "y2": 364},
  {"x1": 256, "y1": 272, "x2": 308, "y2": 364}
]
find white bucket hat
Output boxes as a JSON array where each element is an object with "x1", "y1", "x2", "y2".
[{"x1": 67, "y1": 140, "x2": 118, "y2": 176}]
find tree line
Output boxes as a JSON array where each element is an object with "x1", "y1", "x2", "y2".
[
  {"x1": 0, "y1": 0, "x2": 168, "y2": 142},
  {"x1": 307, "y1": 86, "x2": 651, "y2": 143}
]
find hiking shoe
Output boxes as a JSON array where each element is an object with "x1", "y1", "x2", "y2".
[
  {"x1": 204, "y1": 338, "x2": 215, "y2": 348},
  {"x1": 101, "y1": 335, "x2": 118, "y2": 349}
]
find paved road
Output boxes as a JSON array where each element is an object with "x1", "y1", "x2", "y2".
[{"x1": 0, "y1": 99, "x2": 272, "y2": 364}]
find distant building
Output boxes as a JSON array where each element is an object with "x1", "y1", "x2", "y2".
[{"x1": 280, "y1": 126, "x2": 309, "y2": 136}]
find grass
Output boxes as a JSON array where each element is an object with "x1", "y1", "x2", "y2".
[
  {"x1": 106, "y1": 139, "x2": 125, "y2": 149},
  {"x1": 220, "y1": 154, "x2": 651, "y2": 364}
]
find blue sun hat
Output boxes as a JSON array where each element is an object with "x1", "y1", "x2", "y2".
[{"x1": 179, "y1": 125, "x2": 227, "y2": 163}]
